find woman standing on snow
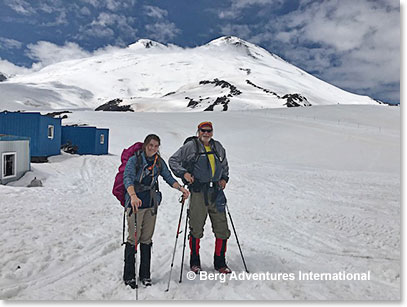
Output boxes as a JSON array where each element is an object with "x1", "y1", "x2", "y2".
[{"x1": 123, "y1": 134, "x2": 189, "y2": 288}]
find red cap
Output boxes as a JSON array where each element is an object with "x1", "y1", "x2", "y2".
[{"x1": 198, "y1": 121, "x2": 213, "y2": 130}]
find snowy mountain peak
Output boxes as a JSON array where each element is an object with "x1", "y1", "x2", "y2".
[
  {"x1": 128, "y1": 39, "x2": 166, "y2": 50},
  {"x1": 205, "y1": 36, "x2": 274, "y2": 59},
  {"x1": 207, "y1": 35, "x2": 248, "y2": 46},
  {"x1": 1, "y1": 36, "x2": 382, "y2": 112}
]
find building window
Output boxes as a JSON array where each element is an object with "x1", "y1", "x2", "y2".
[
  {"x1": 48, "y1": 125, "x2": 54, "y2": 139},
  {"x1": 100, "y1": 134, "x2": 105, "y2": 145},
  {"x1": 2, "y1": 152, "x2": 16, "y2": 179}
]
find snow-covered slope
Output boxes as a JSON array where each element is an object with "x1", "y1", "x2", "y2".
[
  {"x1": 0, "y1": 105, "x2": 400, "y2": 300},
  {"x1": 0, "y1": 36, "x2": 380, "y2": 112}
]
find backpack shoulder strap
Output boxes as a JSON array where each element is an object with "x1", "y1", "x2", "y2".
[
  {"x1": 209, "y1": 139, "x2": 222, "y2": 161},
  {"x1": 135, "y1": 150, "x2": 143, "y2": 171}
]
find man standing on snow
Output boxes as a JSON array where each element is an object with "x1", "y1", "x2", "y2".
[{"x1": 169, "y1": 121, "x2": 231, "y2": 274}]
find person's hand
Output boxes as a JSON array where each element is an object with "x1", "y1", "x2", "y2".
[
  {"x1": 180, "y1": 187, "x2": 190, "y2": 200},
  {"x1": 130, "y1": 194, "x2": 142, "y2": 213},
  {"x1": 184, "y1": 172, "x2": 194, "y2": 184},
  {"x1": 219, "y1": 179, "x2": 227, "y2": 190}
]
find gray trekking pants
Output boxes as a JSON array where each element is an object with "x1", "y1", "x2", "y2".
[
  {"x1": 126, "y1": 207, "x2": 157, "y2": 245},
  {"x1": 189, "y1": 191, "x2": 231, "y2": 240}
]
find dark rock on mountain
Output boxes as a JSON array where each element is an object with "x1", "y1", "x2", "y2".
[
  {"x1": 199, "y1": 78, "x2": 242, "y2": 96},
  {"x1": 0, "y1": 72, "x2": 7, "y2": 82},
  {"x1": 282, "y1": 94, "x2": 311, "y2": 107},
  {"x1": 95, "y1": 98, "x2": 133, "y2": 112},
  {"x1": 163, "y1": 91, "x2": 176, "y2": 97},
  {"x1": 186, "y1": 97, "x2": 201, "y2": 108},
  {"x1": 204, "y1": 96, "x2": 229, "y2": 111},
  {"x1": 45, "y1": 110, "x2": 71, "y2": 119},
  {"x1": 239, "y1": 68, "x2": 251, "y2": 75},
  {"x1": 246, "y1": 80, "x2": 280, "y2": 97}
]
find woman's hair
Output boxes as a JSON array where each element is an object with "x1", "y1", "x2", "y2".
[{"x1": 142, "y1": 134, "x2": 161, "y2": 152}]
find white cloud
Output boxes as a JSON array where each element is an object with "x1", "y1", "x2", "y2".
[
  {"x1": 0, "y1": 37, "x2": 23, "y2": 50},
  {"x1": 76, "y1": 12, "x2": 137, "y2": 40},
  {"x1": 6, "y1": 0, "x2": 35, "y2": 15},
  {"x1": 79, "y1": 6, "x2": 92, "y2": 16},
  {"x1": 248, "y1": 0, "x2": 400, "y2": 102},
  {"x1": 22, "y1": 41, "x2": 123, "y2": 70},
  {"x1": 25, "y1": 41, "x2": 91, "y2": 67},
  {"x1": 0, "y1": 58, "x2": 31, "y2": 76},
  {"x1": 220, "y1": 24, "x2": 252, "y2": 39},
  {"x1": 145, "y1": 22, "x2": 181, "y2": 42},
  {"x1": 143, "y1": 5, "x2": 168, "y2": 19},
  {"x1": 218, "y1": 0, "x2": 282, "y2": 19},
  {"x1": 79, "y1": 0, "x2": 136, "y2": 11}
]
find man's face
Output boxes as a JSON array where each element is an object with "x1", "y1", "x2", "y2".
[
  {"x1": 145, "y1": 139, "x2": 160, "y2": 157},
  {"x1": 198, "y1": 126, "x2": 213, "y2": 143}
]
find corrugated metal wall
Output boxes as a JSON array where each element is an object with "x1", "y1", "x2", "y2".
[
  {"x1": 62, "y1": 126, "x2": 109, "y2": 155},
  {"x1": 0, "y1": 112, "x2": 38, "y2": 155},
  {"x1": 0, "y1": 139, "x2": 30, "y2": 185},
  {"x1": 94, "y1": 129, "x2": 109, "y2": 155},
  {"x1": 38, "y1": 115, "x2": 62, "y2": 156},
  {"x1": 62, "y1": 126, "x2": 96, "y2": 155},
  {"x1": 0, "y1": 112, "x2": 61, "y2": 157}
]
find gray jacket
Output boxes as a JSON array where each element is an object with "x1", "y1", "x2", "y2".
[{"x1": 169, "y1": 138, "x2": 229, "y2": 183}]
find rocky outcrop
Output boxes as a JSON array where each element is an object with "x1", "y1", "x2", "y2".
[
  {"x1": 246, "y1": 80, "x2": 280, "y2": 98},
  {"x1": 0, "y1": 72, "x2": 7, "y2": 82},
  {"x1": 282, "y1": 94, "x2": 311, "y2": 107},
  {"x1": 95, "y1": 98, "x2": 133, "y2": 112},
  {"x1": 199, "y1": 79, "x2": 242, "y2": 96}
]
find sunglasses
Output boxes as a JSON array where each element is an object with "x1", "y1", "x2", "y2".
[{"x1": 200, "y1": 129, "x2": 213, "y2": 133}]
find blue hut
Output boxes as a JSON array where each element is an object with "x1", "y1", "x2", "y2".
[
  {"x1": 0, "y1": 111, "x2": 62, "y2": 162},
  {"x1": 61, "y1": 126, "x2": 109, "y2": 155},
  {"x1": 0, "y1": 135, "x2": 31, "y2": 185}
]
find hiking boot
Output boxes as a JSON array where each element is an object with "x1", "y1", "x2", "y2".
[
  {"x1": 214, "y1": 238, "x2": 231, "y2": 273},
  {"x1": 190, "y1": 264, "x2": 202, "y2": 274},
  {"x1": 140, "y1": 277, "x2": 152, "y2": 287},
  {"x1": 216, "y1": 265, "x2": 232, "y2": 274},
  {"x1": 124, "y1": 279, "x2": 137, "y2": 289}
]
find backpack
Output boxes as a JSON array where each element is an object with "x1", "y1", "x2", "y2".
[
  {"x1": 112, "y1": 142, "x2": 143, "y2": 206},
  {"x1": 181, "y1": 136, "x2": 223, "y2": 184}
]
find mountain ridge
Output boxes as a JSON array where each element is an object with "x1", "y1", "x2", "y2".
[{"x1": 0, "y1": 36, "x2": 382, "y2": 112}]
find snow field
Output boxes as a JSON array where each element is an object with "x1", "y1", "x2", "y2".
[{"x1": 0, "y1": 105, "x2": 400, "y2": 300}]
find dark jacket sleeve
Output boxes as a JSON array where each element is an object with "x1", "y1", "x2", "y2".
[
  {"x1": 168, "y1": 142, "x2": 194, "y2": 179},
  {"x1": 217, "y1": 142, "x2": 229, "y2": 182},
  {"x1": 123, "y1": 155, "x2": 137, "y2": 190},
  {"x1": 159, "y1": 158, "x2": 177, "y2": 186}
]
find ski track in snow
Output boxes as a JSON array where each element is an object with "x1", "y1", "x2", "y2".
[{"x1": 0, "y1": 105, "x2": 400, "y2": 300}]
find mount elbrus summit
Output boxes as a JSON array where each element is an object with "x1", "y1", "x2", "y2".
[{"x1": 0, "y1": 36, "x2": 382, "y2": 112}]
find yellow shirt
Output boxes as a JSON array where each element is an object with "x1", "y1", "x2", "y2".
[{"x1": 204, "y1": 145, "x2": 215, "y2": 177}]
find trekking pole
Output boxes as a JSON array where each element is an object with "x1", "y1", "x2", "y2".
[
  {"x1": 122, "y1": 199, "x2": 130, "y2": 246},
  {"x1": 226, "y1": 204, "x2": 249, "y2": 273},
  {"x1": 165, "y1": 196, "x2": 186, "y2": 292},
  {"x1": 132, "y1": 208, "x2": 139, "y2": 300},
  {"x1": 121, "y1": 206, "x2": 126, "y2": 246},
  {"x1": 179, "y1": 198, "x2": 190, "y2": 283}
]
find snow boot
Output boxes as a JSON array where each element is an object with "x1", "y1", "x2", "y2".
[
  {"x1": 189, "y1": 236, "x2": 201, "y2": 274},
  {"x1": 214, "y1": 238, "x2": 232, "y2": 274},
  {"x1": 139, "y1": 242, "x2": 152, "y2": 287},
  {"x1": 123, "y1": 242, "x2": 137, "y2": 288}
]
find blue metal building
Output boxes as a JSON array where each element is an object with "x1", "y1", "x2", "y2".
[
  {"x1": 0, "y1": 111, "x2": 62, "y2": 161},
  {"x1": 61, "y1": 126, "x2": 109, "y2": 155},
  {"x1": 0, "y1": 135, "x2": 31, "y2": 185}
]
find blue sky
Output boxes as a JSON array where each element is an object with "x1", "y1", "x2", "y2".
[{"x1": 0, "y1": 0, "x2": 400, "y2": 104}]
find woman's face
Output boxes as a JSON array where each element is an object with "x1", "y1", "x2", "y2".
[{"x1": 145, "y1": 139, "x2": 160, "y2": 157}]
